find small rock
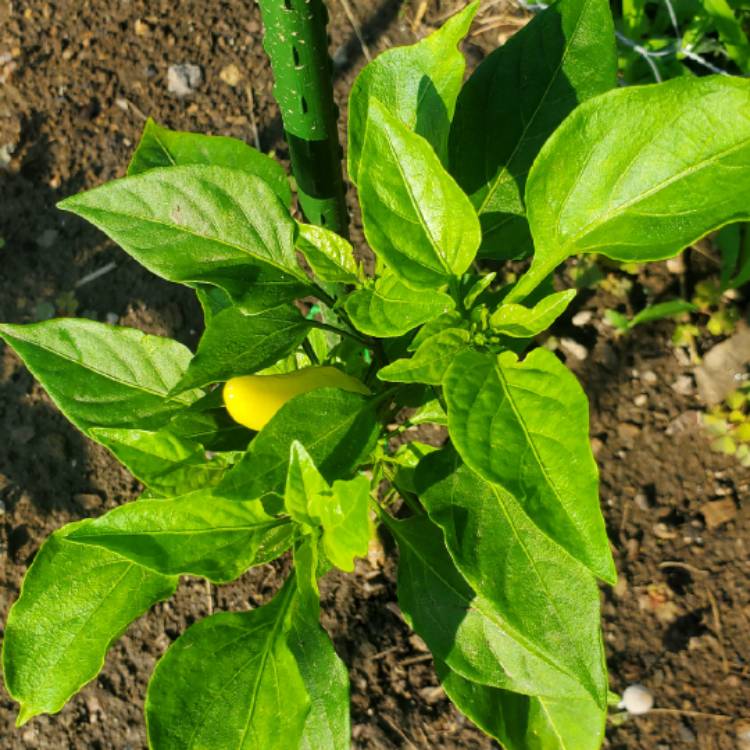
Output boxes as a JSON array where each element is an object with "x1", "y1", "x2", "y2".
[
  {"x1": 74, "y1": 493, "x2": 102, "y2": 512},
  {"x1": 105, "y1": 312, "x2": 119, "y2": 325},
  {"x1": 36, "y1": 228, "x2": 59, "y2": 248},
  {"x1": 559, "y1": 337, "x2": 588, "y2": 361},
  {"x1": 85, "y1": 695, "x2": 103, "y2": 724},
  {"x1": 0, "y1": 142, "x2": 14, "y2": 168},
  {"x1": 617, "y1": 422, "x2": 640, "y2": 442},
  {"x1": 634, "y1": 492, "x2": 650, "y2": 511},
  {"x1": 700, "y1": 498, "x2": 737, "y2": 529},
  {"x1": 572, "y1": 310, "x2": 593, "y2": 327},
  {"x1": 653, "y1": 522, "x2": 678, "y2": 540},
  {"x1": 695, "y1": 323, "x2": 750, "y2": 405},
  {"x1": 634, "y1": 393, "x2": 648, "y2": 407},
  {"x1": 736, "y1": 720, "x2": 750, "y2": 750},
  {"x1": 642, "y1": 370, "x2": 658, "y2": 386},
  {"x1": 219, "y1": 63, "x2": 242, "y2": 87},
  {"x1": 134, "y1": 18, "x2": 149, "y2": 36},
  {"x1": 666, "y1": 410, "x2": 702, "y2": 436},
  {"x1": 620, "y1": 684, "x2": 654, "y2": 715},
  {"x1": 167, "y1": 63, "x2": 203, "y2": 96},
  {"x1": 419, "y1": 685, "x2": 445, "y2": 704},
  {"x1": 612, "y1": 575, "x2": 628, "y2": 598},
  {"x1": 11, "y1": 425, "x2": 35, "y2": 444},
  {"x1": 332, "y1": 45, "x2": 349, "y2": 68},
  {"x1": 666, "y1": 254, "x2": 686, "y2": 274},
  {"x1": 590, "y1": 437, "x2": 604, "y2": 456},
  {"x1": 671, "y1": 374, "x2": 694, "y2": 396}
]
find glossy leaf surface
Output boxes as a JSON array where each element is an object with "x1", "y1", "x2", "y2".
[
  {"x1": 296, "y1": 223, "x2": 359, "y2": 284},
  {"x1": 443, "y1": 348, "x2": 614, "y2": 582},
  {"x1": 449, "y1": 0, "x2": 616, "y2": 258},
  {"x1": 0, "y1": 319, "x2": 199, "y2": 435},
  {"x1": 358, "y1": 99, "x2": 481, "y2": 289},
  {"x1": 128, "y1": 118, "x2": 292, "y2": 207},
  {"x1": 490, "y1": 290, "x2": 576, "y2": 338},
  {"x1": 3, "y1": 521, "x2": 176, "y2": 725},
  {"x1": 345, "y1": 274, "x2": 454, "y2": 337}
]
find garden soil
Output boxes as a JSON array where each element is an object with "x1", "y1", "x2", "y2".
[{"x1": 1, "y1": 1, "x2": 748, "y2": 748}]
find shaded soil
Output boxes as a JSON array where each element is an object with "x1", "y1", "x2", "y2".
[{"x1": 1, "y1": 0, "x2": 748, "y2": 748}]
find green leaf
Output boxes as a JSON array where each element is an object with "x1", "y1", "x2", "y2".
[
  {"x1": 384, "y1": 514, "x2": 586, "y2": 697},
  {"x1": 416, "y1": 448, "x2": 607, "y2": 707},
  {"x1": 0, "y1": 319, "x2": 199, "y2": 436},
  {"x1": 409, "y1": 397, "x2": 448, "y2": 426},
  {"x1": 297, "y1": 223, "x2": 360, "y2": 284},
  {"x1": 90, "y1": 427, "x2": 233, "y2": 496},
  {"x1": 437, "y1": 661, "x2": 605, "y2": 750},
  {"x1": 358, "y1": 99, "x2": 481, "y2": 290},
  {"x1": 449, "y1": 0, "x2": 616, "y2": 259},
  {"x1": 146, "y1": 579, "x2": 310, "y2": 750},
  {"x1": 347, "y1": 1, "x2": 479, "y2": 183},
  {"x1": 218, "y1": 388, "x2": 379, "y2": 501},
  {"x1": 378, "y1": 327, "x2": 470, "y2": 384},
  {"x1": 67, "y1": 492, "x2": 291, "y2": 583},
  {"x1": 128, "y1": 118, "x2": 293, "y2": 207},
  {"x1": 443, "y1": 348, "x2": 615, "y2": 582},
  {"x1": 2, "y1": 521, "x2": 176, "y2": 725},
  {"x1": 177, "y1": 303, "x2": 310, "y2": 391},
  {"x1": 489, "y1": 289, "x2": 576, "y2": 338},
  {"x1": 513, "y1": 76, "x2": 750, "y2": 301},
  {"x1": 285, "y1": 441, "x2": 331, "y2": 527},
  {"x1": 408, "y1": 310, "x2": 466, "y2": 351},
  {"x1": 628, "y1": 299, "x2": 698, "y2": 329},
  {"x1": 290, "y1": 541, "x2": 350, "y2": 750},
  {"x1": 345, "y1": 274, "x2": 455, "y2": 337},
  {"x1": 58, "y1": 165, "x2": 309, "y2": 295}
]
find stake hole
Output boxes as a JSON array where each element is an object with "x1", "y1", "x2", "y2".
[
  {"x1": 292, "y1": 45, "x2": 300, "y2": 66},
  {"x1": 301, "y1": 96, "x2": 308, "y2": 114}
]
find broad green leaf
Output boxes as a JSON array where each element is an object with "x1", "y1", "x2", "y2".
[
  {"x1": 416, "y1": 449, "x2": 607, "y2": 706},
  {"x1": 285, "y1": 442, "x2": 370, "y2": 572},
  {"x1": 449, "y1": 0, "x2": 616, "y2": 259},
  {"x1": 297, "y1": 223, "x2": 359, "y2": 284},
  {"x1": 437, "y1": 661, "x2": 606, "y2": 750},
  {"x1": 128, "y1": 118, "x2": 292, "y2": 207},
  {"x1": 176, "y1": 303, "x2": 310, "y2": 391},
  {"x1": 218, "y1": 388, "x2": 379, "y2": 501},
  {"x1": 0, "y1": 319, "x2": 199, "y2": 435},
  {"x1": 512, "y1": 76, "x2": 750, "y2": 301},
  {"x1": 388, "y1": 441, "x2": 439, "y2": 495},
  {"x1": 379, "y1": 327, "x2": 470, "y2": 385},
  {"x1": 146, "y1": 579, "x2": 310, "y2": 750},
  {"x1": 345, "y1": 274, "x2": 454, "y2": 337},
  {"x1": 285, "y1": 441, "x2": 331, "y2": 527},
  {"x1": 489, "y1": 289, "x2": 576, "y2": 338},
  {"x1": 67, "y1": 492, "x2": 291, "y2": 583},
  {"x1": 3, "y1": 521, "x2": 176, "y2": 725},
  {"x1": 408, "y1": 310, "x2": 465, "y2": 351},
  {"x1": 347, "y1": 1, "x2": 479, "y2": 183},
  {"x1": 409, "y1": 398, "x2": 448, "y2": 426},
  {"x1": 384, "y1": 514, "x2": 586, "y2": 697},
  {"x1": 443, "y1": 348, "x2": 615, "y2": 582},
  {"x1": 58, "y1": 165, "x2": 309, "y2": 296},
  {"x1": 358, "y1": 99, "x2": 481, "y2": 290},
  {"x1": 291, "y1": 541, "x2": 350, "y2": 750},
  {"x1": 91, "y1": 427, "x2": 232, "y2": 496}
]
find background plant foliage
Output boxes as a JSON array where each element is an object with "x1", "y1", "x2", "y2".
[{"x1": 3, "y1": 1, "x2": 750, "y2": 748}]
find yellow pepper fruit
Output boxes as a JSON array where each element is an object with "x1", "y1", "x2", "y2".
[{"x1": 223, "y1": 366, "x2": 370, "y2": 431}]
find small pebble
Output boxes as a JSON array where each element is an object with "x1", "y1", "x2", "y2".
[
  {"x1": 559, "y1": 337, "x2": 588, "y2": 361},
  {"x1": 105, "y1": 312, "x2": 119, "y2": 325},
  {"x1": 167, "y1": 63, "x2": 202, "y2": 96},
  {"x1": 642, "y1": 370, "x2": 658, "y2": 386},
  {"x1": 572, "y1": 310, "x2": 593, "y2": 327},
  {"x1": 620, "y1": 683, "x2": 654, "y2": 715},
  {"x1": 634, "y1": 393, "x2": 648, "y2": 407}
]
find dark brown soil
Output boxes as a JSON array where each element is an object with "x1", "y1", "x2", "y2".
[{"x1": 1, "y1": 1, "x2": 748, "y2": 748}]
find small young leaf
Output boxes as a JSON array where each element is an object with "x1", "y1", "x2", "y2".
[
  {"x1": 513, "y1": 76, "x2": 750, "y2": 300},
  {"x1": 378, "y1": 327, "x2": 470, "y2": 384},
  {"x1": 449, "y1": 0, "x2": 616, "y2": 259},
  {"x1": 297, "y1": 223, "x2": 360, "y2": 284},
  {"x1": 443, "y1": 348, "x2": 615, "y2": 582},
  {"x1": 416, "y1": 448, "x2": 608, "y2": 707},
  {"x1": 628, "y1": 299, "x2": 698, "y2": 329},
  {"x1": 358, "y1": 99, "x2": 481, "y2": 290},
  {"x1": 58, "y1": 165, "x2": 309, "y2": 294},
  {"x1": 489, "y1": 289, "x2": 576, "y2": 338},
  {"x1": 436, "y1": 661, "x2": 606, "y2": 750},
  {"x1": 3, "y1": 521, "x2": 176, "y2": 725},
  {"x1": 348, "y1": 1, "x2": 479, "y2": 183},
  {"x1": 345, "y1": 274, "x2": 454, "y2": 337},
  {"x1": 408, "y1": 310, "x2": 466, "y2": 351},
  {"x1": 285, "y1": 441, "x2": 330, "y2": 527},
  {"x1": 218, "y1": 388, "x2": 379, "y2": 501},
  {"x1": 67, "y1": 492, "x2": 292, "y2": 582},
  {"x1": 90, "y1": 427, "x2": 233, "y2": 496},
  {"x1": 176, "y1": 303, "x2": 310, "y2": 390},
  {"x1": 146, "y1": 579, "x2": 310, "y2": 750},
  {"x1": 128, "y1": 118, "x2": 292, "y2": 207},
  {"x1": 0, "y1": 319, "x2": 199, "y2": 436}
]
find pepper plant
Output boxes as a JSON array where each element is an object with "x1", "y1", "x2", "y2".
[{"x1": 3, "y1": 1, "x2": 750, "y2": 748}]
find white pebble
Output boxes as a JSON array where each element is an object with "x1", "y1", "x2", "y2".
[
  {"x1": 168, "y1": 63, "x2": 203, "y2": 97},
  {"x1": 620, "y1": 684, "x2": 654, "y2": 715}
]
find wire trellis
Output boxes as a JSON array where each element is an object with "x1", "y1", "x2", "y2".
[{"x1": 516, "y1": 0, "x2": 736, "y2": 82}]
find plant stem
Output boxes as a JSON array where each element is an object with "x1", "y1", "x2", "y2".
[{"x1": 258, "y1": 0, "x2": 349, "y2": 236}]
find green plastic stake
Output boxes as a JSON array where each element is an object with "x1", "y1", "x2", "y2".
[{"x1": 259, "y1": 0, "x2": 349, "y2": 236}]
